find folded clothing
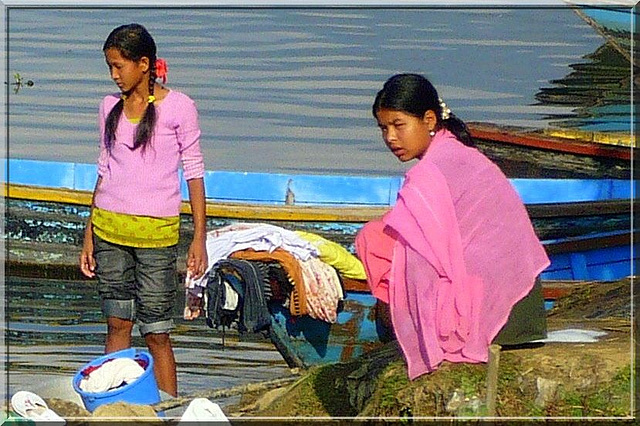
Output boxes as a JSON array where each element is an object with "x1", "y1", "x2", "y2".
[{"x1": 296, "y1": 230, "x2": 367, "y2": 280}]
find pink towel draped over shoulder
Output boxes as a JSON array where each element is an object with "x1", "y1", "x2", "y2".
[{"x1": 356, "y1": 129, "x2": 550, "y2": 379}]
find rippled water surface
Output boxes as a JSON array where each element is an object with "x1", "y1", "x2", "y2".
[
  {"x1": 7, "y1": 6, "x2": 629, "y2": 176},
  {"x1": 2, "y1": 276, "x2": 293, "y2": 411}
]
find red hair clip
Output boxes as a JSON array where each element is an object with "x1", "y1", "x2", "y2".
[{"x1": 155, "y1": 58, "x2": 168, "y2": 84}]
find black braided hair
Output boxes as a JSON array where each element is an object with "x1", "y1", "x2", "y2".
[
  {"x1": 103, "y1": 23, "x2": 158, "y2": 152},
  {"x1": 372, "y1": 73, "x2": 475, "y2": 147},
  {"x1": 134, "y1": 61, "x2": 157, "y2": 151}
]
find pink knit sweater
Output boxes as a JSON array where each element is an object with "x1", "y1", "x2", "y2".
[{"x1": 95, "y1": 90, "x2": 205, "y2": 217}]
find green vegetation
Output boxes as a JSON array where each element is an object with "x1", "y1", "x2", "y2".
[
  {"x1": 249, "y1": 350, "x2": 632, "y2": 419},
  {"x1": 547, "y1": 364, "x2": 631, "y2": 417},
  {"x1": 245, "y1": 281, "x2": 633, "y2": 420}
]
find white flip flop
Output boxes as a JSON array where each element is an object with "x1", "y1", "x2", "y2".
[
  {"x1": 178, "y1": 398, "x2": 230, "y2": 424},
  {"x1": 10, "y1": 391, "x2": 65, "y2": 423}
]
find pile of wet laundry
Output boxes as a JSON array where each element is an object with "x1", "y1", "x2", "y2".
[{"x1": 183, "y1": 223, "x2": 367, "y2": 332}]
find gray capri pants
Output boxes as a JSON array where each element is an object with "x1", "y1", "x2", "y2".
[{"x1": 93, "y1": 235, "x2": 178, "y2": 336}]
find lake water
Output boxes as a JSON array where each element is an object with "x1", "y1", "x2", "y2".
[
  {"x1": 6, "y1": 6, "x2": 628, "y2": 177},
  {"x1": 2, "y1": 274, "x2": 294, "y2": 414}
]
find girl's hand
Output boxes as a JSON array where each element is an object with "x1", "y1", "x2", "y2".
[
  {"x1": 186, "y1": 177, "x2": 207, "y2": 280},
  {"x1": 79, "y1": 226, "x2": 96, "y2": 278},
  {"x1": 187, "y1": 236, "x2": 208, "y2": 280}
]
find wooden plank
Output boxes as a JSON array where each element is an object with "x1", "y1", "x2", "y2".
[
  {"x1": 199, "y1": 201, "x2": 387, "y2": 223},
  {"x1": 544, "y1": 231, "x2": 636, "y2": 255},
  {"x1": 540, "y1": 278, "x2": 620, "y2": 300},
  {"x1": 342, "y1": 277, "x2": 370, "y2": 293},
  {"x1": 526, "y1": 198, "x2": 632, "y2": 218},
  {"x1": 2, "y1": 183, "x2": 389, "y2": 223},
  {"x1": 485, "y1": 344, "x2": 502, "y2": 417},
  {"x1": 341, "y1": 278, "x2": 624, "y2": 301},
  {"x1": 542, "y1": 287, "x2": 573, "y2": 300},
  {"x1": 4, "y1": 183, "x2": 94, "y2": 206},
  {"x1": 4, "y1": 182, "x2": 632, "y2": 223},
  {"x1": 544, "y1": 128, "x2": 634, "y2": 148},
  {"x1": 467, "y1": 122, "x2": 633, "y2": 160}
]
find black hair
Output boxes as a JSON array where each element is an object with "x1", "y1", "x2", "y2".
[
  {"x1": 372, "y1": 73, "x2": 475, "y2": 147},
  {"x1": 103, "y1": 23, "x2": 158, "y2": 152}
]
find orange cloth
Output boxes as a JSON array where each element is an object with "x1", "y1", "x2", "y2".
[{"x1": 230, "y1": 248, "x2": 308, "y2": 316}]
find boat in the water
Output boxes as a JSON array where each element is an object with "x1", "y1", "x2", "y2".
[
  {"x1": 4, "y1": 155, "x2": 633, "y2": 249},
  {"x1": 3, "y1": 156, "x2": 635, "y2": 369},
  {"x1": 3, "y1": 156, "x2": 633, "y2": 235},
  {"x1": 466, "y1": 122, "x2": 632, "y2": 178}
]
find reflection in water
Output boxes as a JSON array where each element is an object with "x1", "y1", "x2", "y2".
[{"x1": 535, "y1": 42, "x2": 636, "y2": 133}]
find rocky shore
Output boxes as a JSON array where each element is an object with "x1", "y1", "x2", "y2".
[{"x1": 226, "y1": 279, "x2": 634, "y2": 420}]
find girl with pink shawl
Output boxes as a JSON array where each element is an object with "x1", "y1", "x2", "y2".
[{"x1": 356, "y1": 74, "x2": 550, "y2": 380}]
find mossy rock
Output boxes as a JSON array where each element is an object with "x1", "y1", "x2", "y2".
[{"x1": 236, "y1": 279, "x2": 633, "y2": 419}]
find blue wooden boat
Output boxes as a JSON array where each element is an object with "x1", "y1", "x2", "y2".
[
  {"x1": 264, "y1": 230, "x2": 636, "y2": 369},
  {"x1": 267, "y1": 226, "x2": 637, "y2": 368},
  {"x1": 268, "y1": 291, "x2": 383, "y2": 368},
  {"x1": 467, "y1": 122, "x2": 632, "y2": 177},
  {"x1": 3, "y1": 157, "x2": 634, "y2": 272},
  {"x1": 3, "y1": 157, "x2": 635, "y2": 368}
]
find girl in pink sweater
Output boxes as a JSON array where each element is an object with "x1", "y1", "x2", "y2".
[{"x1": 79, "y1": 23, "x2": 207, "y2": 396}]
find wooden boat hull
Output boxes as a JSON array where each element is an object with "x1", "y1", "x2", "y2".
[
  {"x1": 267, "y1": 233, "x2": 637, "y2": 369},
  {"x1": 543, "y1": 230, "x2": 637, "y2": 280},
  {"x1": 467, "y1": 122, "x2": 632, "y2": 179},
  {"x1": 468, "y1": 122, "x2": 632, "y2": 157},
  {"x1": 265, "y1": 227, "x2": 637, "y2": 369},
  {"x1": 268, "y1": 292, "x2": 384, "y2": 368},
  {"x1": 2, "y1": 157, "x2": 633, "y2": 221}
]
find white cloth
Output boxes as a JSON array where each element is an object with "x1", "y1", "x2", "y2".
[
  {"x1": 178, "y1": 398, "x2": 230, "y2": 424},
  {"x1": 223, "y1": 281, "x2": 239, "y2": 310},
  {"x1": 533, "y1": 328, "x2": 608, "y2": 343},
  {"x1": 186, "y1": 223, "x2": 319, "y2": 289},
  {"x1": 78, "y1": 358, "x2": 145, "y2": 393}
]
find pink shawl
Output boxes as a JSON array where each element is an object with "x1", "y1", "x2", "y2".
[{"x1": 356, "y1": 129, "x2": 549, "y2": 379}]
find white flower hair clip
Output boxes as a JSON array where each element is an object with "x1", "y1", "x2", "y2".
[{"x1": 438, "y1": 98, "x2": 451, "y2": 121}]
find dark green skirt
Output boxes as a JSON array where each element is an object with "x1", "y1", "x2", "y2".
[
  {"x1": 492, "y1": 278, "x2": 547, "y2": 346},
  {"x1": 374, "y1": 277, "x2": 547, "y2": 346}
]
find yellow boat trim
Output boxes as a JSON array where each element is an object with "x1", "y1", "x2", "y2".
[
  {"x1": 3, "y1": 183, "x2": 388, "y2": 223},
  {"x1": 543, "y1": 128, "x2": 635, "y2": 147}
]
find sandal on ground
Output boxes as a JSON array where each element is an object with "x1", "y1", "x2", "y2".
[{"x1": 11, "y1": 391, "x2": 65, "y2": 423}]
